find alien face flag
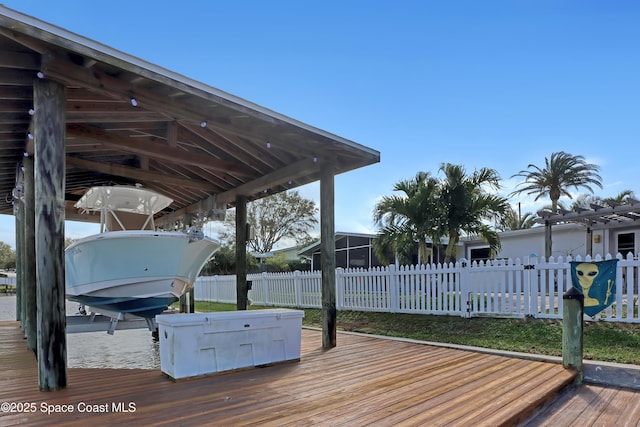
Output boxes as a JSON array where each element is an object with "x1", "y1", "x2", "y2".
[{"x1": 570, "y1": 259, "x2": 618, "y2": 317}]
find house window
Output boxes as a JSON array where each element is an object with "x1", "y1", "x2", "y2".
[
  {"x1": 336, "y1": 249, "x2": 348, "y2": 268},
  {"x1": 470, "y1": 247, "x2": 491, "y2": 263},
  {"x1": 335, "y1": 237, "x2": 348, "y2": 249},
  {"x1": 348, "y1": 246, "x2": 369, "y2": 268},
  {"x1": 348, "y1": 236, "x2": 370, "y2": 247},
  {"x1": 617, "y1": 232, "x2": 635, "y2": 257}
]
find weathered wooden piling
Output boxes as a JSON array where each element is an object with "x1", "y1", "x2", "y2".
[
  {"x1": 23, "y1": 155, "x2": 37, "y2": 352},
  {"x1": 34, "y1": 78, "x2": 67, "y2": 391},
  {"x1": 320, "y1": 167, "x2": 336, "y2": 348},
  {"x1": 235, "y1": 195, "x2": 248, "y2": 310},
  {"x1": 562, "y1": 286, "x2": 584, "y2": 384},
  {"x1": 14, "y1": 196, "x2": 22, "y2": 322}
]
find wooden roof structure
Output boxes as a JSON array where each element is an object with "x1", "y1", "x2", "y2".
[
  {"x1": 536, "y1": 199, "x2": 640, "y2": 226},
  {"x1": 535, "y1": 199, "x2": 640, "y2": 258},
  {"x1": 0, "y1": 6, "x2": 380, "y2": 224}
]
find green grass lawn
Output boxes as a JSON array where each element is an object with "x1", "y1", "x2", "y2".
[{"x1": 192, "y1": 301, "x2": 640, "y2": 365}]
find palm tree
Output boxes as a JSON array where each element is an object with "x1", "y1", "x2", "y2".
[
  {"x1": 438, "y1": 163, "x2": 509, "y2": 262},
  {"x1": 373, "y1": 172, "x2": 444, "y2": 265},
  {"x1": 511, "y1": 151, "x2": 603, "y2": 214},
  {"x1": 374, "y1": 165, "x2": 509, "y2": 265},
  {"x1": 569, "y1": 190, "x2": 635, "y2": 210},
  {"x1": 603, "y1": 189, "x2": 635, "y2": 206},
  {"x1": 497, "y1": 206, "x2": 536, "y2": 231}
]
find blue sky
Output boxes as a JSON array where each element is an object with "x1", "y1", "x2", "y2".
[{"x1": 1, "y1": 1, "x2": 639, "y2": 248}]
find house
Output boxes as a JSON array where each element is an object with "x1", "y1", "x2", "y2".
[
  {"x1": 462, "y1": 223, "x2": 589, "y2": 262},
  {"x1": 297, "y1": 232, "x2": 386, "y2": 270},
  {"x1": 252, "y1": 246, "x2": 305, "y2": 265},
  {"x1": 462, "y1": 203, "x2": 640, "y2": 262},
  {"x1": 296, "y1": 232, "x2": 455, "y2": 270},
  {"x1": 266, "y1": 211, "x2": 640, "y2": 270}
]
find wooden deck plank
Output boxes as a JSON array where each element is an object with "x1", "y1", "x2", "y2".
[
  {"x1": 239, "y1": 353, "x2": 498, "y2": 426},
  {"x1": 371, "y1": 360, "x2": 556, "y2": 427},
  {"x1": 0, "y1": 321, "x2": 592, "y2": 426},
  {"x1": 190, "y1": 346, "x2": 484, "y2": 425},
  {"x1": 523, "y1": 384, "x2": 640, "y2": 427},
  {"x1": 453, "y1": 362, "x2": 575, "y2": 426}
]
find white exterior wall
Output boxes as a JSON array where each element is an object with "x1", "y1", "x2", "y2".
[
  {"x1": 606, "y1": 227, "x2": 640, "y2": 256},
  {"x1": 465, "y1": 223, "x2": 589, "y2": 261},
  {"x1": 464, "y1": 222, "x2": 640, "y2": 261}
]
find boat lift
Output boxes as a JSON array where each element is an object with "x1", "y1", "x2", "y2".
[{"x1": 66, "y1": 305, "x2": 175, "y2": 334}]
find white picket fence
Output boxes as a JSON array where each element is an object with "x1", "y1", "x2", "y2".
[{"x1": 194, "y1": 253, "x2": 640, "y2": 323}]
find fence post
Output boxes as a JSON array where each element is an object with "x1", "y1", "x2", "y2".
[
  {"x1": 562, "y1": 286, "x2": 584, "y2": 384},
  {"x1": 213, "y1": 276, "x2": 220, "y2": 302},
  {"x1": 294, "y1": 270, "x2": 302, "y2": 307},
  {"x1": 458, "y1": 259, "x2": 470, "y2": 318},
  {"x1": 261, "y1": 272, "x2": 269, "y2": 305},
  {"x1": 335, "y1": 268, "x2": 344, "y2": 310},
  {"x1": 389, "y1": 265, "x2": 398, "y2": 313},
  {"x1": 525, "y1": 253, "x2": 538, "y2": 317}
]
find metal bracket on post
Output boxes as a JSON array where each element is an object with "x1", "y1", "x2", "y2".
[{"x1": 107, "y1": 312, "x2": 123, "y2": 335}]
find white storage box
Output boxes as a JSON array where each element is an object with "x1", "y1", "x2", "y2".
[{"x1": 156, "y1": 309, "x2": 304, "y2": 380}]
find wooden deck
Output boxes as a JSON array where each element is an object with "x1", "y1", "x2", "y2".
[
  {"x1": 0, "y1": 321, "x2": 580, "y2": 426},
  {"x1": 522, "y1": 383, "x2": 640, "y2": 426}
]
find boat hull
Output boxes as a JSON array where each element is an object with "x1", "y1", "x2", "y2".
[{"x1": 65, "y1": 231, "x2": 219, "y2": 318}]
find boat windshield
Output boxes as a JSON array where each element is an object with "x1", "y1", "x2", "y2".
[{"x1": 75, "y1": 186, "x2": 173, "y2": 232}]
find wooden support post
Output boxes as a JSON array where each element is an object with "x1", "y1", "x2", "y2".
[
  {"x1": 179, "y1": 214, "x2": 194, "y2": 313},
  {"x1": 188, "y1": 288, "x2": 195, "y2": 313},
  {"x1": 320, "y1": 167, "x2": 336, "y2": 348},
  {"x1": 14, "y1": 201, "x2": 23, "y2": 322},
  {"x1": 544, "y1": 219, "x2": 552, "y2": 259},
  {"x1": 23, "y1": 155, "x2": 37, "y2": 352},
  {"x1": 562, "y1": 287, "x2": 584, "y2": 384},
  {"x1": 235, "y1": 195, "x2": 248, "y2": 310},
  {"x1": 34, "y1": 79, "x2": 67, "y2": 391}
]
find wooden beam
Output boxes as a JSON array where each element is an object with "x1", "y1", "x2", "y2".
[
  {"x1": 40, "y1": 56, "x2": 280, "y2": 127},
  {"x1": 34, "y1": 78, "x2": 67, "y2": 391},
  {"x1": 0, "y1": 27, "x2": 48, "y2": 54},
  {"x1": 320, "y1": 166, "x2": 336, "y2": 348},
  {"x1": 167, "y1": 120, "x2": 178, "y2": 147},
  {"x1": 155, "y1": 157, "x2": 320, "y2": 226},
  {"x1": 65, "y1": 156, "x2": 219, "y2": 192},
  {"x1": 66, "y1": 124, "x2": 252, "y2": 176},
  {"x1": 0, "y1": 49, "x2": 40, "y2": 70},
  {"x1": 64, "y1": 200, "x2": 100, "y2": 223},
  {"x1": 216, "y1": 158, "x2": 320, "y2": 204},
  {"x1": 41, "y1": 56, "x2": 381, "y2": 165},
  {"x1": 183, "y1": 123, "x2": 278, "y2": 173},
  {"x1": 66, "y1": 111, "x2": 166, "y2": 123}
]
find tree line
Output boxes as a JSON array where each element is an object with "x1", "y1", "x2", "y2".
[{"x1": 206, "y1": 150, "x2": 631, "y2": 271}]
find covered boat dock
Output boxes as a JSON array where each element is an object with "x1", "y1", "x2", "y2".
[{"x1": 0, "y1": 5, "x2": 379, "y2": 390}]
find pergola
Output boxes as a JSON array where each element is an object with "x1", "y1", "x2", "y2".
[
  {"x1": 0, "y1": 6, "x2": 380, "y2": 390},
  {"x1": 535, "y1": 199, "x2": 640, "y2": 258}
]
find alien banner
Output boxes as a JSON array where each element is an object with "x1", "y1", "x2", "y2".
[{"x1": 570, "y1": 259, "x2": 618, "y2": 317}]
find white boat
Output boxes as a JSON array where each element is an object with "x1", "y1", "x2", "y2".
[{"x1": 65, "y1": 186, "x2": 220, "y2": 320}]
